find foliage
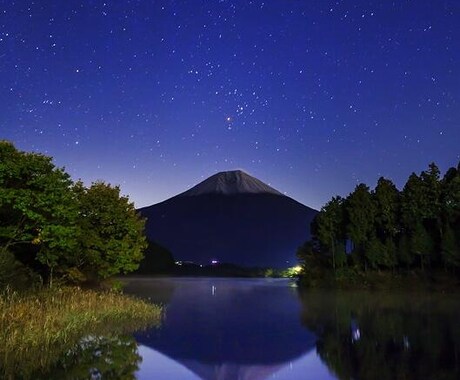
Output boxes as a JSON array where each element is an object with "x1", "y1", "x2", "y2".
[
  {"x1": 74, "y1": 181, "x2": 147, "y2": 281},
  {"x1": 0, "y1": 141, "x2": 148, "y2": 287},
  {"x1": 346, "y1": 184, "x2": 376, "y2": 259},
  {"x1": 314, "y1": 197, "x2": 346, "y2": 270},
  {"x1": 0, "y1": 140, "x2": 77, "y2": 285},
  {"x1": 0, "y1": 249, "x2": 39, "y2": 290},
  {"x1": 298, "y1": 161, "x2": 460, "y2": 287}
]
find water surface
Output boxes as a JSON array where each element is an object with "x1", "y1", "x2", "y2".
[{"x1": 123, "y1": 277, "x2": 460, "y2": 380}]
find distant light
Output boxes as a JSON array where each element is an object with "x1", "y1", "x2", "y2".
[
  {"x1": 211, "y1": 260, "x2": 218, "y2": 265},
  {"x1": 293, "y1": 265, "x2": 302, "y2": 274}
]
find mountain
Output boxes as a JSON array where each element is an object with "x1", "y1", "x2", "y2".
[
  {"x1": 178, "y1": 170, "x2": 283, "y2": 196},
  {"x1": 138, "y1": 170, "x2": 317, "y2": 268}
]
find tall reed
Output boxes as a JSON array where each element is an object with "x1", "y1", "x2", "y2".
[{"x1": 0, "y1": 286, "x2": 161, "y2": 377}]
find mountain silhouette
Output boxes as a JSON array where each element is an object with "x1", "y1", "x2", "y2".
[{"x1": 139, "y1": 170, "x2": 317, "y2": 268}]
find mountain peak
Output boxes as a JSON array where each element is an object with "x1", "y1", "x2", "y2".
[{"x1": 178, "y1": 170, "x2": 284, "y2": 197}]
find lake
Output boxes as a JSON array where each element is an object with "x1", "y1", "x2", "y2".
[
  {"x1": 122, "y1": 277, "x2": 460, "y2": 380},
  {"x1": 21, "y1": 277, "x2": 460, "y2": 379}
]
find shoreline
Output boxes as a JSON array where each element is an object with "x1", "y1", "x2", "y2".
[
  {"x1": 297, "y1": 269, "x2": 460, "y2": 292},
  {"x1": 0, "y1": 286, "x2": 162, "y2": 377}
]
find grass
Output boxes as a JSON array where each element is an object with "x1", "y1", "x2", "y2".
[{"x1": 0, "y1": 286, "x2": 162, "y2": 377}]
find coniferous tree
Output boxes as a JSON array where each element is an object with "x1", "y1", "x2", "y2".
[
  {"x1": 441, "y1": 224, "x2": 460, "y2": 270},
  {"x1": 373, "y1": 177, "x2": 400, "y2": 269},
  {"x1": 346, "y1": 184, "x2": 376, "y2": 270},
  {"x1": 315, "y1": 196, "x2": 346, "y2": 270},
  {"x1": 400, "y1": 173, "x2": 425, "y2": 268},
  {"x1": 440, "y1": 164, "x2": 460, "y2": 271}
]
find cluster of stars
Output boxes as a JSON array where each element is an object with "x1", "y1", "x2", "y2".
[{"x1": 0, "y1": 1, "x2": 458, "y2": 209}]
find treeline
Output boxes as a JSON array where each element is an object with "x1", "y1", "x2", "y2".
[
  {"x1": 298, "y1": 161, "x2": 460, "y2": 285},
  {"x1": 0, "y1": 141, "x2": 146, "y2": 289}
]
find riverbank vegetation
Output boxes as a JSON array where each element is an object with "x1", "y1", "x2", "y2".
[
  {"x1": 0, "y1": 287, "x2": 161, "y2": 377},
  {"x1": 0, "y1": 141, "x2": 162, "y2": 375},
  {"x1": 298, "y1": 161, "x2": 460, "y2": 289}
]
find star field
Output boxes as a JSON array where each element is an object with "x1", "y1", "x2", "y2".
[{"x1": 1, "y1": 1, "x2": 459, "y2": 209}]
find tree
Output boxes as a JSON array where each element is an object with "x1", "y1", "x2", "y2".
[
  {"x1": 74, "y1": 181, "x2": 147, "y2": 281},
  {"x1": 315, "y1": 196, "x2": 346, "y2": 271},
  {"x1": 400, "y1": 173, "x2": 425, "y2": 268},
  {"x1": 0, "y1": 141, "x2": 77, "y2": 286},
  {"x1": 373, "y1": 177, "x2": 400, "y2": 241},
  {"x1": 346, "y1": 184, "x2": 376, "y2": 270},
  {"x1": 401, "y1": 173, "x2": 424, "y2": 229},
  {"x1": 410, "y1": 222, "x2": 434, "y2": 270},
  {"x1": 420, "y1": 162, "x2": 442, "y2": 220},
  {"x1": 372, "y1": 177, "x2": 400, "y2": 269},
  {"x1": 441, "y1": 164, "x2": 460, "y2": 226},
  {"x1": 441, "y1": 224, "x2": 460, "y2": 270}
]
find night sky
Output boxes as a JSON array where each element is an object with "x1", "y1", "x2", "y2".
[{"x1": 1, "y1": 1, "x2": 459, "y2": 210}]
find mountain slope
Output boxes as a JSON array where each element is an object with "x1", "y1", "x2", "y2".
[
  {"x1": 139, "y1": 171, "x2": 317, "y2": 268},
  {"x1": 178, "y1": 170, "x2": 283, "y2": 197}
]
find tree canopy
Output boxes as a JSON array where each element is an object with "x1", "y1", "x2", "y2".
[
  {"x1": 74, "y1": 181, "x2": 146, "y2": 281},
  {"x1": 0, "y1": 141, "x2": 147, "y2": 288},
  {"x1": 298, "y1": 161, "x2": 460, "y2": 284}
]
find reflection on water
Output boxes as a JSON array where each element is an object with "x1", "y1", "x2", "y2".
[
  {"x1": 124, "y1": 278, "x2": 325, "y2": 380},
  {"x1": 126, "y1": 278, "x2": 460, "y2": 380},
  {"x1": 22, "y1": 279, "x2": 459, "y2": 379},
  {"x1": 299, "y1": 290, "x2": 460, "y2": 380},
  {"x1": 27, "y1": 335, "x2": 141, "y2": 380}
]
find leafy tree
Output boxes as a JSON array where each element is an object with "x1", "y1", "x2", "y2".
[
  {"x1": 0, "y1": 141, "x2": 77, "y2": 286},
  {"x1": 74, "y1": 181, "x2": 147, "y2": 281}
]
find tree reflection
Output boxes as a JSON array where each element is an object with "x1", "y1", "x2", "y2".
[
  {"x1": 27, "y1": 335, "x2": 141, "y2": 380},
  {"x1": 299, "y1": 291, "x2": 460, "y2": 380}
]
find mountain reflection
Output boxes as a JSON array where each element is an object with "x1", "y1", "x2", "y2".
[
  {"x1": 299, "y1": 290, "x2": 460, "y2": 380},
  {"x1": 127, "y1": 278, "x2": 316, "y2": 380}
]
